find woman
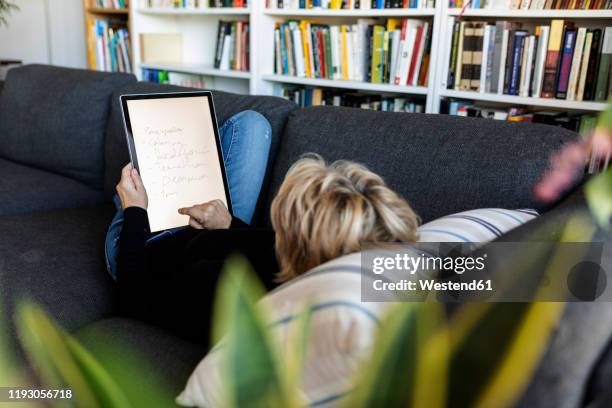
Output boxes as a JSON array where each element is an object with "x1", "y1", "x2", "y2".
[
  {"x1": 114, "y1": 154, "x2": 420, "y2": 343},
  {"x1": 105, "y1": 110, "x2": 272, "y2": 279}
]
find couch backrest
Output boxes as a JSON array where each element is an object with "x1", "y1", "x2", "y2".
[
  {"x1": 265, "y1": 107, "x2": 579, "y2": 224},
  {"x1": 0, "y1": 65, "x2": 136, "y2": 189},
  {"x1": 104, "y1": 81, "x2": 298, "y2": 224}
]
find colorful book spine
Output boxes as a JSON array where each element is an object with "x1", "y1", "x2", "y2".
[
  {"x1": 541, "y1": 20, "x2": 565, "y2": 98},
  {"x1": 594, "y1": 27, "x2": 612, "y2": 101},
  {"x1": 555, "y1": 27, "x2": 577, "y2": 99}
]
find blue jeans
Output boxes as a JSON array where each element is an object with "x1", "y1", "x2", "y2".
[{"x1": 104, "y1": 110, "x2": 272, "y2": 280}]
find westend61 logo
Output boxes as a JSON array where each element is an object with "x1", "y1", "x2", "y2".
[
  {"x1": 360, "y1": 242, "x2": 609, "y2": 302},
  {"x1": 372, "y1": 252, "x2": 487, "y2": 275},
  {"x1": 370, "y1": 252, "x2": 492, "y2": 293}
]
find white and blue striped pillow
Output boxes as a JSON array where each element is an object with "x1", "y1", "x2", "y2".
[
  {"x1": 177, "y1": 252, "x2": 390, "y2": 408},
  {"x1": 418, "y1": 208, "x2": 538, "y2": 244}
]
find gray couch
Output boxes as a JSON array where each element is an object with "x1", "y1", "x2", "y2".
[{"x1": 0, "y1": 64, "x2": 610, "y2": 407}]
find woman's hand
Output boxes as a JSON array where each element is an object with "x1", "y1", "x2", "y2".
[
  {"x1": 116, "y1": 164, "x2": 148, "y2": 210},
  {"x1": 178, "y1": 199, "x2": 232, "y2": 230}
]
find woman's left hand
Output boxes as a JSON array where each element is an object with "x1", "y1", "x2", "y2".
[
  {"x1": 178, "y1": 199, "x2": 232, "y2": 230},
  {"x1": 116, "y1": 164, "x2": 148, "y2": 210}
]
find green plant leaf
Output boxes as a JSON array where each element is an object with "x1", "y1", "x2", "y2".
[
  {"x1": 213, "y1": 255, "x2": 296, "y2": 408},
  {"x1": 346, "y1": 302, "x2": 447, "y2": 408},
  {"x1": 15, "y1": 300, "x2": 133, "y2": 408},
  {"x1": 447, "y1": 216, "x2": 592, "y2": 408},
  {"x1": 585, "y1": 167, "x2": 612, "y2": 230}
]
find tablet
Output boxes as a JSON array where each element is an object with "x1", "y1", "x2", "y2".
[{"x1": 120, "y1": 91, "x2": 232, "y2": 232}]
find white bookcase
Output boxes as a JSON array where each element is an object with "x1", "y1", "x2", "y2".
[{"x1": 129, "y1": 1, "x2": 611, "y2": 115}]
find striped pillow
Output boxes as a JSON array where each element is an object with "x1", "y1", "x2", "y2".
[
  {"x1": 418, "y1": 208, "x2": 538, "y2": 244},
  {"x1": 177, "y1": 252, "x2": 390, "y2": 408}
]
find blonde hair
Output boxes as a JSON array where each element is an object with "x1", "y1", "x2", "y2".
[{"x1": 270, "y1": 155, "x2": 420, "y2": 282}]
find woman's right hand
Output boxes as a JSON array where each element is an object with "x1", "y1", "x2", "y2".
[{"x1": 116, "y1": 164, "x2": 148, "y2": 210}]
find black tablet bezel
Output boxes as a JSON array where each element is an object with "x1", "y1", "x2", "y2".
[{"x1": 119, "y1": 91, "x2": 233, "y2": 216}]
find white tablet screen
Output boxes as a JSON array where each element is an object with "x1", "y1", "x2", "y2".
[{"x1": 126, "y1": 95, "x2": 229, "y2": 232}]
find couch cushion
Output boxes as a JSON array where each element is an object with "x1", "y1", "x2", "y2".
[
  {"x1": 104, "y1": 82, "x2": 298, "y2": 225},
  {"x1": 0, "y1": 158, "x2": 104, "y2": 216},
  {"x1": 267, "y1": 107, "x2": 579, "y2": 224},
  {"x1": 75, "y1": 317, "x2": 206, "y2": 398},
  {"x1": 418, "y1": 208, "x2": 538, "y2": 244},
  {"x1": 0, "y1": 205, "x2": 118, "y2": 342},
  {"x1": 0, "y1": 65, "x2": 136, "y2": 189}
]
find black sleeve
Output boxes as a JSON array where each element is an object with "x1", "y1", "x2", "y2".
[
  {"x1": 116, "y1": 209, "x2": 278, "y2": 344},
  {"x1": 115, "y1": 207, "x2": 150, "y2": 284},
  {"x1": 230, "y1": 216, "x2": 251, "y2": 229}
]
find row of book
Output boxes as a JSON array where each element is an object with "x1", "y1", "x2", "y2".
[
  {"x1": 142, "y1": 0, "x2": 247, "y2": 7},
  {"x1": 282, "y1": 86, "x2": 426, "y2": 111},
  {"x1": 267, "y1": 0, "x2": 434, "y2": 9},
  {"x1": 447, "y1": 20, "x2": 612, "y2": 102},
  {"x1": 214, "y1": 21, "x2": 250, "y2": 71},
  {"x1": 443, "y1": 99, "x2": 598, "y2": 132},
  {"x1": 274, "y1": 19, "x2": 431, "y2": 86},
  {"x1": 87, "y1": 19, "x2": 132, "y2": 73},
  {"x1": 450, "y1": 0, "x2": 611, "y2": 9},
  {"x1": 142, "y1": 68, "x2": 208, "y2": 88},
  {"x1": 92, "y1": 0, "x2": 128, "y2": 9}
]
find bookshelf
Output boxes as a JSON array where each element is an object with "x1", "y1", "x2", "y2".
[
  {"x1": 432, "y1": 4, "x2": 612, "y2": 115},
  {"x1": 131, "y1": 2, "x2": 254, "y2": 94},
  {"x1": 83, "y1": 0, "x2": 133, "y2": 72},
  {"x1": 122, "y1": 1, "x2": 611, "y2": 119}
]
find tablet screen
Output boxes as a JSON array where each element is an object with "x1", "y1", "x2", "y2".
[{"x1": 122, "y1": 93, "x2": 231, "y2": 232}]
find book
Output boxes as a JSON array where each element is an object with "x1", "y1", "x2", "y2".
[
  {"x1": 447, "y1": 19, "x2": 460, "y2": 88},
  {"x1": 408, "y1": 23, "x2": 427, "y2": 86},
  {"x1": 395, "y1": 19, "x2": 421, "y2": 85},
  {"x1": 520, "y1": 35, "x2": 535, "y2": 97},
  {"x1": 555, "y1": 26, "x2": 577, "y2": 99},
  {"x1": 418, "y1": 24, "x2": 432, "y2": 86},
  {"x1": 490, "y1": 21, "x2": 508, "y2": 94},
  {"x1": 460, "y1": 22, "x2": 474, "y2": 90},
  {"x1": 484, "y1": 24, "x2": 497, "y2": 93},
  {"x1": 577, "y1": 31, "x2": 594, "y2": 101},
  {"x1": 566, "y1": 27, "x2": 586, "y2": 100},
  {"x1": 371, "y1": 25, "x2": 385, "y2": 83},
  {"x1": 509, "y1": 31, "x2": 528, "y2": 95},
  {"x1": 594, "y1": 26, "x2": 612, "y2": 101},
  {"x1": 531, "y1": 25, "x2": 549, "y2": 98},
  {"x1": 502, "y1": 29, "x2": 517, "y2": 94},
  {"x1": 480, "y1": 24, "x2": 492, "y2": 93},
  {"x1": 541, "y1": 20, "x2": 565, "y2": 98},
  {"x1": 471, "y1": 23, "x2": 485, "y2": 91},
  {"x1": 454, "y1": 21, "x2": 466, "y2": 90},
  {"x1": 583, "y1": 29, "x2": 601, "y2": 101}
]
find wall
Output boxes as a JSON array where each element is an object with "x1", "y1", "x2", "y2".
[{"x1": 0, "y1": 0, "x2": 86, "y2": 68}]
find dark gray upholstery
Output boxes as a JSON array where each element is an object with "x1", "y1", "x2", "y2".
[
  {"x1": 0, "y1": 158, "x2": 103, "y2": 216},
  {"x1": 0, "y1": 65, "x2": 135, "y2": 188},
  {"x1": 104, "y1": 82, "x2": 298, "y2": 225},
  {"x1": 266, "y1": 107, "x2": 579, "y2": 223},
  {"x1": 0, "y1": 205, "x2": 117, "y2": 339},
  {"x1": 75, "y1": 317, "x2": 206, "y2": 397}
]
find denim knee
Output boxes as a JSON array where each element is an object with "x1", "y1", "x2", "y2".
[{"x1": 232, "y1": 110, "x2": 272, "y2": 144}]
